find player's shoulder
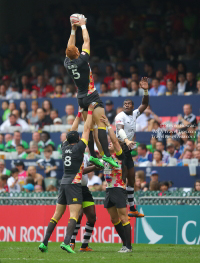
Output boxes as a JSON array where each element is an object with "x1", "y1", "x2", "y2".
[
  {"x1": 115, "y1": 111, "x2": 126, "y2": 119},
  {"x1": 133, "y1": 108, "x2": 140, "y2": 118}
]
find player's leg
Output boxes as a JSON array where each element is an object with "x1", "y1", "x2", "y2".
[
  {"x1": 70, "y1": 209, "x2": 83, "y2": 250},
  {"x1": 80, "y1": 204, "x2": 96, "y2": 251},
  {"x1": 39, "y1": 204, "x2": 66, "y2": 252},
  {"x1": 92, "y1": 106, "x2": 119, "y2": 168},
  {"x1": 117, "y1": 207, "x2": 132, "y2": 252}
]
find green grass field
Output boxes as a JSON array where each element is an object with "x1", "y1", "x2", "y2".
[{"x1": 0, "y1": 242, "x2": 199, "y2": 263}]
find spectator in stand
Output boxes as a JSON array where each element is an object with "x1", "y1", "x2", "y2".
[
  {"x1": 111, "y1": 79, "x2": 128, "y2": 97},
  {"x1": 136, "y1": 105, "x2": 161, "y2": 131},
  {"x1": 185, "y1": 72, "x2": 196, "y2": 92},
  {"x1": 50, "y1": 109, "x2": 59, "y2": 122},
  {"x1": 196, "y1": 80, "x2": 200, "y2": 94},
  {"x1": 20, "y1": 75, "x2": 31, "y2": 93},
  {"x1": 156, "y1": 141, "x2": 170, "y2": 163},
  {"x1": 0, "y1": 84, "x2": 7, "y2": 99},
  {"x1": 103, "y1": 65, "x2": 114, "y2": 89},
  {"x1": 32, "y1": 132, "x2": 40, "y2": 145},
  {"x1": 0, "y1": 134, "x2": 5, "y2": 151},
  {"x1": 42, "y1": 100, "x2": 53, "y2": 118},
  {"x1": 19, "y1": 101, "x2": 28, "y2": 121},
  {"x1": 99, "y1": 83, "x2": 109, "y2": 96},
  {"x1": 38, "y1": 131, "x2": 55, "y2": 152},
  {"x1": 29, "y1": 65, "x2": 38, "y2": 85},
  {"x1": 105, "y1": 100, "x2": 116, "y2": 124},
  {"x1": 87, "y1": 171, "x2": 102, "y2": 191},
  {"x1": 147, "y1": 136, "x2": 157, "y2": 153},
  {"x1": 136, "y1": 144, "x2": 153, "y2": 166},
  {"x1": 152, "y1": 150, "x2": 167, "y2": 166},
  {"x1": 177, "y1": 73, "x2": 187, "y2": 95},
  {"x1": 27, "y1": 166, "x2": 43, "y2": 187},
  {"x1": 31, "y1": 89, "x2": 38, "y2": 99},
  {"x1": 116, "y1": 106, "x2": 123, "y2": 115},
  {"x1": 57, "y1": 132, "x2": 67, "y2": 154},
  {"x1": 93, "y1": 73, "x2": 101, "y2": 93},
  {"x1": 61, "y1": 104, "x2": 75, "y2": 125},
  {"x1": 52, "y1": 85, "x2": 65, "y2": 98},
  {"x1": 6, "y1": 83, "x2": 21, "y2": 100},
  {"x1": 113, "y1": 70, "x2": 127, "y2": 87},
  {"x1": 177, "y1": 104, "x2": 197, "y2": 129},
  {"x1": 0, "y1": 175, "x2": 8, "y2": 192},
  {"x1": 177, "y1": 149, "x2": 193, "y2": 166},
  {"x1": 177, "y1": 62, "x2": 187, "y2": 76},
  {"x1": 66, "y1": 115, "x2": 75, "y2": 125},
  {"x1": 32, "y1": 75, "x2": 54, "y2": 97},
  {"x1": 27, "y1": 101, "x2": 39, "y2": 125},
  {"x1": 135, "y1": 170, "x2": 146, "y2": 189},
  {"x1": 16, "y1": 144, "x2": 28, "y2": 159},
  {"x1": 166, "y1": 79, "x2": 177, "y2": 95},
  {"x1": 128, "y1": 81, "x2": 143, "y2": 96},
  {"x1": 46, "y1": 185, "x2": 57, "y2": 192},
  {"x1": 194, "y1": 180, "x2": 200, "y2": 191},
  {"x1": 1, "y1": 114, "x2": 20, "y2": 131},
  {"x1": 0, "y1": 159, "x2": 10, "y2": 176},
  {"x1": 7, "y1": 168, "x2": 20, "y2": 193},
  {"x1": 4, "y1": 133, "x2": 12, "y2": 144},
  {"x1": 193, "y1": 151, "x2": 200, "y2": 165},
  {"x1": 1, "y1": 100, "x2": 10, "y2": 122},
  {"x1": 1, "y1": 109, "x2": 29, "y2": 132},
  {"x1": 149, "y1": 78, "x2": 166, "y2": 96},
  {"x1": 34, "y1": 185, "x2": 43, "y2": 192},
  {"x1": 156, "y1": 70, "x2": 166, "y2": 86},
  {"x1": 159, "y1": 181, "x2": 169, "y2": 195},
  {"x1": 144, "y1": 62, "x2": 155, "y2": 83},
  {"x1": 53, "y1": 118, "x2": 62, "y2": 125},
  {"x1": 134, "y1": 177, "x2": 142, "y2": 192},
  {"x1": 164, "y1": 62, "x2": 178, "y2": 84},
  {"x1": 166, "y1": 143, "x2": 181, "y2": 159},
  {"x1": 5, "y1": 131, "x2": 28, "y2": 152},
  {"x1": 26, "y1": 141, "x2": 41, "y2": 159},
  {"x1": 14, "y1": 160, "x2": 27, "y2": 186},
  {"x1": 149, "y1": 181, "x2": 160, "y2": 191},
  {"x1": 23, "y1": 183, "x2": 35, "y2": 192},
  {"x1": 37, "y1": 146, "x2": 57, "y2": 178},
  {"x1": 36, "y1": 108, "x2": 53, "y2": 130},
  {"x1": 143, "y1": 170, "x2": 159, "y2": 191},
  {"x1": 9, "y1": 100, "x2": 16, "y2": 112},
  {"x1": 127, "y1": 72, "x2": 139, "y2": 88}
]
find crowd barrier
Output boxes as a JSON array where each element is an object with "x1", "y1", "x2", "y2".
[
  {"x1": 0, "y1": 205, "x2": 136, "y2": 243},
  {"x1": 0, "y1": 96, "x2": 199, "y2": 119},
  {"x1": 4, "y1": 160, "x2": 200, "y2": 187},
  {"x1": 136, "y1": 205, "x2": 200, "y2": 244}
]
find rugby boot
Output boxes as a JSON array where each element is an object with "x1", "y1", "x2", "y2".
[
  {"x1": 89, "y1": 156, "x2": 104, "y2": 168},
  {"x1": 60, "y1": 242, "x2": 75, "y2": 253},
  {"x1": 39, "y1": 243, "x2": 48, "y2": 253},
  {"x1": 102, "y1": 155, "x2": 119, "y2": 168},
  {"x1": 128, "y1": 210, "x2": 145, "y2": 217},
  {"x1": 80, "y1": 246, "x2": 93, "y2": 252},
  {"x1": 70, "y1": 243, "x2": 75, "y2": 251}
]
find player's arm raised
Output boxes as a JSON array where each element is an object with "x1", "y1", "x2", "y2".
[
  {"x1": 79, "y1": 18, "x2": 90, "y2": 54},
  {"x1": 70, "y1": 107, "x2": 83, "y2": 131},
  {"x1": 100, "y1": 115, "x2": 121, "y2": 153},
  {"x1": 138, "y1": 77, "x2": 149, "y2": 114},
  {"x1": 67, "y1": 23, "x2": 77, "y2": 48}
]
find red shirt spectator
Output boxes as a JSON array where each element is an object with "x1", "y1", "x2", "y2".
[
  {"x1": 164, "y1": 62, "x2": 178, "y2": 84},
  {"x1": 32, "y1": 75, "x2": 54, "y2": 97}
]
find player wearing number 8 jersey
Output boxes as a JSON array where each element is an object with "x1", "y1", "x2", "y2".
[
  {"x1": 64, "y1": 15, "x2": 119, "y2": 170},
  {"x1": 39, "y1": 103, "x2": 95, "y2": 254}
]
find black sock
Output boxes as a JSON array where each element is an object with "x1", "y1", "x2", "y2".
[
  {"x1": 126, "y1": 186, "x2": 136, "y2": 211},
  {"x1": 70, "y1": 219, "x2": 81, "y2": 244},
  {"x1": 88, "y1": 130, "x2": 97, "y2": 158},
  {"x1": 43, "y1": 218, "x2": 57, "y2": 246},
  {"x1": 81, "y1": 222, "x2": 94, "y2": 248},
  {"x1": 114, "y1": 221, "x2": 126, "y2": 246},
  {"x1": 123, "y1": 222, "x2": 132, "y2": 249},
  {"x1": 98, "y1": 128, "x2": 110, "y2": 157},
  {"x1": 64, "y1": 218, "x2": 77, "y2": 245}
]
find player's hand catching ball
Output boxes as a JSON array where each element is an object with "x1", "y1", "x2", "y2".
[
  {"x1": 139, "y1": 77, "x2": 149, "y2": 90},
  {"x1": 100, "y1": 115, "x2": 110, "y2": 127},
  {"x1": 76, "y1": 17, "x2": 86, "y2": 27}
]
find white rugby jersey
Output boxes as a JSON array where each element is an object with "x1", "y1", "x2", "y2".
[
  {"x1": 115, "y1": 109, "x2": 141, "y2": 142},
  {"x1": 81, "y1": 154, "x2": 90, "y2": 186}
]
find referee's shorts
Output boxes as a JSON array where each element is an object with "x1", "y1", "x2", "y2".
[
  {"x1": 57, "y1": 184, "x2": 82, "y2": 205},
  {"x1": 82, "y1": 186, "x2": 95, "y2": 208},
  {"x1": 78, "y1": 91, "x2": 104, "y2": 111},
  {"x1": 104, "y1": 187, "x2": 127, "y2": 209}
]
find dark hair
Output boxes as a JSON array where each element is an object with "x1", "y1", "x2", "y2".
[
  {"x1": 44, "y1": 145, "x2": 53, "y2": 152},
  {"x1": 1, "y1": 175, "x2": 7, "y2": 181},
  {"x1": 41, "y1": 131, "x2": 50, "y2": 140},
  {"x1": 14, "y1": 130, "x2": 21, "y2": 135},
  {"x1": 123, "y1": 99, "x2": 134, "y2": 106},
  {"x1": 51, "y1": 109, "x2": 58, "y2": 115},
  {"x1": 194, "y1": 180, "x2": 200, "y2": 191},
  {"x1": 187, "y1": 139, "x2": 194, "y2": 145},
  {"x1": 168, "y1": 61, "x2": 176, "y2": 68},
  {"x1": 101, "y1": 82, "x2": 108, "y2": 87},
  {"x1": 114, "y1": 70, "x2": 123, "y2": 77},
  {"x1": 26, "y1": 177, "x2": 34, "y2": 185},
  {"x1": 160, "y1": 181, "x2": 169, "y2": 188},
  {"x1": 131, "y1": 80, "x2": 139, "y2": 85},
  {"x1": 9, "y1": 113, "x2": 17, "y2": 118},
  {"x1": 19, "y1": 100, "x2": 28, "y2": 116},
  {"x1": 17, "y1": 144, "x2": 24, "y2": 148},
  {"x1": 138, "y1": 143, "x2": 147, "y2": 151},
  {"x1": 167, "y1": 79, "x2": 174, "y2": 84},
  {"x1": 154, "y1": 150, "x2": 163, "y2": 159},
  {"x1": 42, "y1": 100, "x2": 53, "y2": 111},
  {"x1": 145, "y1": 61, "x2": 154, "y2": 69},
  {"x1": 152, "y1": 77, "x2": 160, "y2": 82},
  {"x1": 11, "y1": 168, "x2": 19, "y2": 175},
  {"x1": 2, "y1": 100, "x2": 9, "y2": 106}
]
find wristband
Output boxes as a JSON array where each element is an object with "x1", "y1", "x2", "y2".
[
  {"x1": 118, "y1": 129, "x2": 128, "y2": 142},
  {"x1": 77, "y1": 112, "x2": 81, "y2": 118},
  {"x1": 144, "y1": 89, "x2": 148, "y2": 95},
  {"x1": 88, "y1": 111, "x2": 93, "y2": 115},
  {"x1": 71, "y1": 30, "x2": 75, "y2": 35},
  {"x1": 108, "y1": 126, "x2": 112, "y2": 130},
  {"x1": 81, "y1": 25, "x2": 86, "y2": 29}
]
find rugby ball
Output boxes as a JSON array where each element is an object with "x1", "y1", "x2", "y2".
[{"x1": 70, "y1": 13, "x2": 87, "y2": 25}]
